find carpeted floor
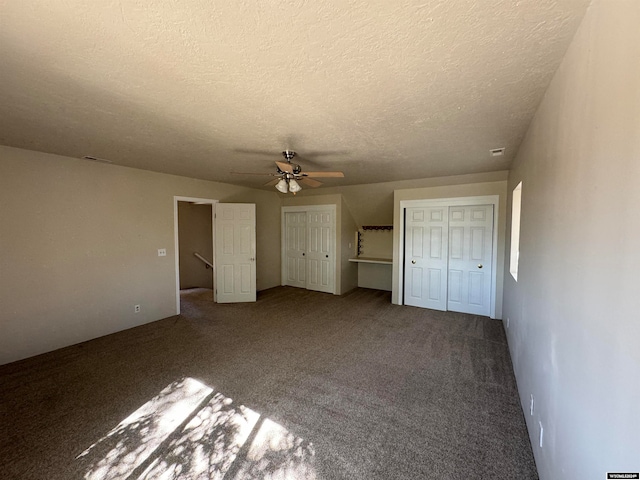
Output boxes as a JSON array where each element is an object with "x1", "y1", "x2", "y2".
[{"x1": 0, "y1": 287, "x2": 538, "y2": 479}]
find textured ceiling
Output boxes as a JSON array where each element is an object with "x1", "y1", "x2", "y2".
[{"x1": 0, "y1": 0, "x2": 590, "y2": 189}]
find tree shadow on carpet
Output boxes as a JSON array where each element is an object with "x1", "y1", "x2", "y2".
[{"x1": 76, "y1": 377, "x2": 315, "y2": 479}]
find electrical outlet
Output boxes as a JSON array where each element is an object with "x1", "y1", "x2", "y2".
[
  {"x1": 134, "y1": 304, "x2": 141, "y2": 313},
  {"x1": 158, "y1": 248, "x2": 167, "y2": 257},
  {"x1": 539, "y1": 421, "x2": 544, "y2": 448},
  {"x1": 530, "y1": 394, "x2": 534, "y2": 415}
]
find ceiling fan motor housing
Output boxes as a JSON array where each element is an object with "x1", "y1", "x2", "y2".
[
  {"x1": 230, "y1": 149, "x2": 343, "y2": 191},
  {"x1": 281, "y1": 151, "x2": 302, "y2": 174}
]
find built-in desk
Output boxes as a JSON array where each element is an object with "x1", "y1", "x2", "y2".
[
  {"x1": 349, "y1": 257, "x2": 393, "y2": 291},
  {"x1": 348, "y1": 257, "x2": 392, "y2": 265}
]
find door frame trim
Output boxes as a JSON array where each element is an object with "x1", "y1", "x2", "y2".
[
  {"x1": 397, "y1": 195, "x2": 499, "y2": 318},
  {"x1": 173, "y1": 196, "x2": 218, "y2": 314},
  {"x1": 281, "y1": 204, "x2": 338, "y2": 294}
]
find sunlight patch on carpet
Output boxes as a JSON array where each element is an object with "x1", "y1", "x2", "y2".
[
  {"x1": 230, "y1": 418, "x2": 316, "y2": 480},
  {"x1": 76, "y1": 377, "x2": 315, "y2": 479}
]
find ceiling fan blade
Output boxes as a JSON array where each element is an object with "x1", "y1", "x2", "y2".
[
  {"x1": 300, "y1": 178, "x2": 323, "y2": 188},
  {"x1": 303, "y1": 171, "x2": 344, "y2": 178},
  {"x1": 230, "y1": 171, "x2": 274, "y2": 176},
  {"x1": 264, "y1": 178, "x2": 280, "y2": 186},
  {"x1": 276, "y1": 161, "x2": 294, "y2": 173}
]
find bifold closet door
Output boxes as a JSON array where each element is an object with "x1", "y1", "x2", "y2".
[
  {"x1": 447, "y1": 205, "x2": 493, "y2": 316},
  {"x1": 283, "y1": 209, "x2": 335, "y2": 294},
  {"x1": 284, "y1": 212, "x2": 307, "y2": 288},
  {"x1": 306, "y1": 210, "x2": 334, "y2": 294},
  {"x1": 404, "y1": 206, "x2": 448, "y2": 310},
  {"x1": 404, "y1": 204, "x2": 494, "y2": 316}
]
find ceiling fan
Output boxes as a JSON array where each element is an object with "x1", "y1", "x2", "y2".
[{"x1": 232, "y1": 150, "x2": 344, "y2": 194}]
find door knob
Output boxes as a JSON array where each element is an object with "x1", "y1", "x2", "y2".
[
  {"x1": 411, "y1": 260, "x2": 416, "y2": 264},
  {"x1": 478, "y1": 264, "x2": 483, "y2": 269},
  {"x1": 302, "y1": 253, "x2": 305, "y2": 256},
  {"x1": 326, "y1": 255, "x2": 329, "y2": 258}
]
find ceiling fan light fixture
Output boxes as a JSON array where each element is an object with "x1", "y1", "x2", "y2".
[
  {"x1": 288, "y1": 179, "x2": 302, "y2": 193},
  {"x1": 275, "y1": 178, "x2": 289, "y2": 193},
  {"x1": 233, "y1": 149, "x2": 343, "y2": 192}
]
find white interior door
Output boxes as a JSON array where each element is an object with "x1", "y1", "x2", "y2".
[
  {"x1": 284, "y1": 212, "x2": 306, "y2": 289},
  {"x1": 215, "y1": 203, "x2": 256, "y2": 303},
  {"x1": 404, "y1": 207, "x2": 448, "y2": 310},
  {"x1": 447, "y1": 205, "x2": 493, "y2": 316},
  {"x1": 306, "y1": 210, "x2": 334, "y2": 294}
]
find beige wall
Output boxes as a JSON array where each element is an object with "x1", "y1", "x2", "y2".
[
  {"x1": 357, "y1": 229, "x2": 393, "y2": 259},
  {"x1": 0, "y1": 146, "x2": 281, "y2": 364},
  {"x1": 340, "y1": 197, "x2": 358, "y2": 294},
  {"x1": 391, "y1": 180, "x2": 508, "y2": 319},
  {"x1": 284, "y1": 171, "x2": 508, "y2": 226},
  {"x1": 357, "y1": 263, "x2": 392, "y2": 291},
  {"x1": 503, "y1": 1, "x2": 640, "y2": 478},
  {"x1": 177, "y1": 202, "x2": 213, "y2": 289}
]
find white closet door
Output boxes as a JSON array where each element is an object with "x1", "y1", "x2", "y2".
[
  {"x1": 214, "y1": 203, "x2": 256, "y2": 303},
  {"x1": 306, "y1": 210, "x2": 334, "y2": 294},
  {"x1": 284, "y1": 212, "x2": 307, "y2": 288},
  {"x1": 447, "y1": 205, "x2": 493, "y2": 316},
  {"x1": 404, "y1": 207, "x2": 448, "y2": 310}
]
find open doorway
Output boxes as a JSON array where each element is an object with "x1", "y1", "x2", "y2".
[{"x1": 173, "y1": 197, "x2": 217, "y2": 314}]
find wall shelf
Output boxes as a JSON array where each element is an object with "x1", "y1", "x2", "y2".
[{"x1": 361, "y1": 225, "x2": 393, "y2": 231}]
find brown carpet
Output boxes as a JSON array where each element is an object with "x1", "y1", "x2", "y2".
[{"x1": 0, "y1": 287, "x2": 538, "y2": 479}]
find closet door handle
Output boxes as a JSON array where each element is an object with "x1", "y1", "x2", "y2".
[
  {"x1": 411, "y1": 260, "x2": 416, "y2": 264},
  {"x1": 326, "y1": 255, "x2": 329, "y2": 258},
  {"x1": 302, "y1": 253, "x2": 305, "y2": 256},
  {"x1": 478, "y1": 264, "x2": 483, "y2": 269}
]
